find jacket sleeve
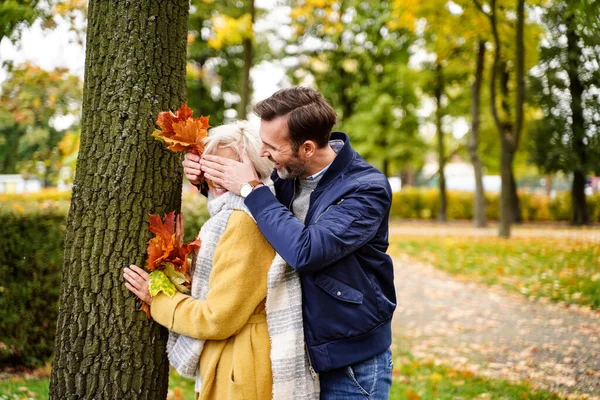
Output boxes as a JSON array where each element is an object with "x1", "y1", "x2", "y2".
[
  {"x1": 244, "y1": 180, "x2": 391, "y2": 274},
  {"x1": 150, "y1": 211, "x2": 274, "y2": 340}
]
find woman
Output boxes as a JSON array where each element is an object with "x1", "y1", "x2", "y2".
[{"x1": 124, "y1": 121, "x2": 318, "y2": 400}]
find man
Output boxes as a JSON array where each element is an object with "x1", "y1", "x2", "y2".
[{"x1": 184, "y1": 87, "x2": 396, "y2": 399}]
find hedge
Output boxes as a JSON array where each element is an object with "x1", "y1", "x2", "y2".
[
  {"x1": 390, "y1": 188, "x2": 600, "y2": 222},
  {"x1": 0, "y1": 204, "x2": 67, "y2": 367},
  {"x1": 1, "y1": 187, "x2": 597, "y2": 367}
]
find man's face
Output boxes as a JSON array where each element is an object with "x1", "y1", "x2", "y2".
[{"x1": 259, "y1": 116, "x2": 308, "y2": 180}]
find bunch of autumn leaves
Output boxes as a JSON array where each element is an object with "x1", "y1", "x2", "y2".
[{"x1": 138, "y1": 104, "x2": 209, "y2": 318}]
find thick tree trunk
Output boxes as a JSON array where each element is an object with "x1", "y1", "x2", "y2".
[
  {"x1": 499, "y1": 139, "x2": 515, "y2": 238},
  {"x1": 239, "y1": 0, "x2": 255, "y2": 118},
  {"x1": 434, "y1": 64, "x2": 447, "y2": 222},
  {"x1": 565, "y1": 13, "x2": 589, "y2": 225},
  {"x1": 469, "y1": 39, "x2": 487, "y2": 228},
  {"x1": 49, "y1": 1, "x2": 189, "y2": 398}
]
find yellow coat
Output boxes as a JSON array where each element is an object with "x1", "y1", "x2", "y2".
[{"x1": 151, "y1": 211, "x2": 275, "y2": 400}]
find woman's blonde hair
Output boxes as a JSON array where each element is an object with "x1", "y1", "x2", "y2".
[{"x1": 202, "y1": 120, "x2": 274, "y2": 180}]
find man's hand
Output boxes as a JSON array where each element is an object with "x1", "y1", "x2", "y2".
[
  {"x1": 123, "y1": 265, "x2": 152, "y2": 305},
  {"x1": 183, "y1": 152, "x2": 203, "y2": 185},
  {"x1": 200, "y1": 152, "x2": 259, "y2": 195}
]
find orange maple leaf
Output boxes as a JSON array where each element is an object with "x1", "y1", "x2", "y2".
[{"x1": 152, "y1": 104, "x2": 210, "y2": 154}]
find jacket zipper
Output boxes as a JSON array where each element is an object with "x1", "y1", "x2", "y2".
[
  {"x1": 314, "y1": 198, "x2": 344, "y2": 223},
  {"x1": 288, "y1": 178, "x2": 297, "y2": 210},
  {"x1": 305, "y1": 343, "x2": 318, "y2": 380}
]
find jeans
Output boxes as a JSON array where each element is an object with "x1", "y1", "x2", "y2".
[{"x1": 319, "y1": 348, "x2": 393, "y2": 399}]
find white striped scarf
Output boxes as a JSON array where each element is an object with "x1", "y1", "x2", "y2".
[{"x1": 166, "y1": 188, "x2": 319, "y2": 399}]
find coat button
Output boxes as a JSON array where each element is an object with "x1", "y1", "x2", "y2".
[{"x1": 337, "y1": 291, "x2": 342, "y2": 296}]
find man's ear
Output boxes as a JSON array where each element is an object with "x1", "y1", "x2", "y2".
[{"x1": 302, "y1": 140, "x2": 317, "y2": 158}]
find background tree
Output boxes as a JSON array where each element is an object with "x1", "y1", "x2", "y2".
[
  {"x1": 187, "y1": 0, "x2": 266, "y2": 122},
  {"x1": 49, "y1": 0, "x2": 189, "y2": 398},
  {"x1": 530, "y1": 0, "x2": 600, "y2": 225},
  {"x1": 389, "y1": 0, "x2": 474, "y2": 221},
  {"x1": 474, "y1": 0, "x2": 542, "y2": 237},
  {"x1": 286, "y1": 0, "x2": 423, "y2": 178},
  {"x1": 0, "y1": 62, "x2": 82, "y2": 185},
  {"x1": 0, "y1": 0, "x2": 87, "y2": 45}
]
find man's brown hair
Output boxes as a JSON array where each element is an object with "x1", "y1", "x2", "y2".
[{"x1": 253, "y1": 87, "x2": 337, "y2": 151}]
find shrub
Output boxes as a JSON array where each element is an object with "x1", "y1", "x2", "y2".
[
  {"x1": 0, "y1": 204, "x2": 67, "y2": 367},
  {"x1": 390, "y1": 188, "x2": 600, "y2": 222}
]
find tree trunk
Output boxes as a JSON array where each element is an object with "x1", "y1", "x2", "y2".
[
  {"x1": 565, "y1": 11, "x2": 589, "y2": 225},
  {"x1": 238, "y1": 0, "x2": 255, "y2": 119},
  {"x1": 382, "y1": 158, "x2": 389, "y2": 178},
  {"x1": 486, "y1": 0, "x2": 525, "y2": 237},
  {"x1": 49, "y1": 1, "x2": 189, "y2": 398},
  {"x1": 469, "y1": 39, "x2": 487, "y2": 228},
  {"x1": 509, "y1": 168, "x2": 522, "y2": 223},
  {"x1": 571, "y1": 171, "x2": 589, "y2": 225},
  {"x1": 499, "y1": 139, "x2": 514, "y2": 238},
  {"x1": 545, "y1": 175, "x2": 552, "y2": 197},
  {"x1": 434, "y1": 64, "x2": 447, "y2": 222}
]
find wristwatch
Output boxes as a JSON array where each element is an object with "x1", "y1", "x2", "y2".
[{"x1": 240, "y1": 180, "x2": 263, "y2": 198}]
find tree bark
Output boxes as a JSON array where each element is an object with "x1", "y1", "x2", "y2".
[
  {"x1": 571, "y1": 171, "x2": 589, "y2": 225},
  {"x1": 565, "y1": 11, "x2": 589, "y2": 225},
  {"x1": 434, "y1": 63, "x2": 447, "y2": 222},
  {"x1": 499, "y1": 140, "x2": 514, "y2": 237},
  {"x1": 238, "y1": 0, "x2": 255, "y2": 119},
  {"x1": 469, "y1": 39, "x2": 487, "y2": 228},
  {"x1": 49, "y1": 1, "x2": 189, "y2": 398}
]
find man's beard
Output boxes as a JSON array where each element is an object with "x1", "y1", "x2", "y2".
[{"x1": 273, "y1": 156, "x2": 308, "y2": 180}]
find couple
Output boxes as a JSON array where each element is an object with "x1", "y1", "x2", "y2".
[{"x1": 124, "y1": 87, "x2": 396, "y2": 399}]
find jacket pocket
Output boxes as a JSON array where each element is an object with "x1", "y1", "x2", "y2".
[{"x1": 315, "y1": 274, "x2": 363, "y2": 304}]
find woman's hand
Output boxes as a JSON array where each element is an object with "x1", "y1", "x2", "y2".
[
  {"x1": 124, "y1": 265, "x2": 152, "y2": 305},
  {"x1": 183, "y1": 151, "x2": 203, "y2": 185}
]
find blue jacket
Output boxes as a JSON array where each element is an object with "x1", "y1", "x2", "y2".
[{"x1": 245, "y1": 131, "x2": 396, "y2": 372}]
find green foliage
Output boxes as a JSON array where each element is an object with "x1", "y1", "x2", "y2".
[
  {"x1": 529, "y1": 0, "x2": 600, "y2": 177},
  {"x1": 0, "y1": 63, "x2": 82, "y2": 184},
  {"x1": 0, "y1": 205, "x2": 66, "y2": 367},
  {"x1": 287, "y1": 1, "x2": 424, "y2": 176},
  {"x1": 186, "y1": 0, "x2": 271, "y2": 122},
  {"x1": 390, "y1": 188, "x2": 600, "y2": 222},
  {"x1": 391, "y1": 235, "x2": 600, "y2": 310},
  {"x1": 0, "y1": 0, "x2": 45, "y2": 42}
]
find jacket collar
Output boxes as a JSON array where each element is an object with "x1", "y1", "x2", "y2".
[{"x1": 314, "y1": 131, "x2": 355, "y2": 190}]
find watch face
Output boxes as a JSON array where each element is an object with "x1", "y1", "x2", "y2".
[{"x1": 240, "y1": 183, "x2": 252, "y2": 198}]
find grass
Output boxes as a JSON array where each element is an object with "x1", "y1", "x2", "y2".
[
  {"x1": 0, "y1": 369, "x2": 195, "y2": 400},
  {"x1": 0, "y1": 352, "x2": 559, "y2": 400},
  {"x1": 389, "y1": 351, "x2": 559, "y2": 400},
  {"x1": 390, "y1": 235, "x2": 600, "y2": 309}
]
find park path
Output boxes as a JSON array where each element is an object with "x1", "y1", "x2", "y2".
[{"x1": 391, "y1": 252, "x2": 600, "y2": 399}]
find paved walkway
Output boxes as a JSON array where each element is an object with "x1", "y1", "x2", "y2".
[{"x1": 392, "y1": 253, "x2": 600, "y2": 399}]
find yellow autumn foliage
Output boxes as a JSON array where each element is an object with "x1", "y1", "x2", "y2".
[{"x1": 207, "y1": 13, "x2": 253, "y2": 50}]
